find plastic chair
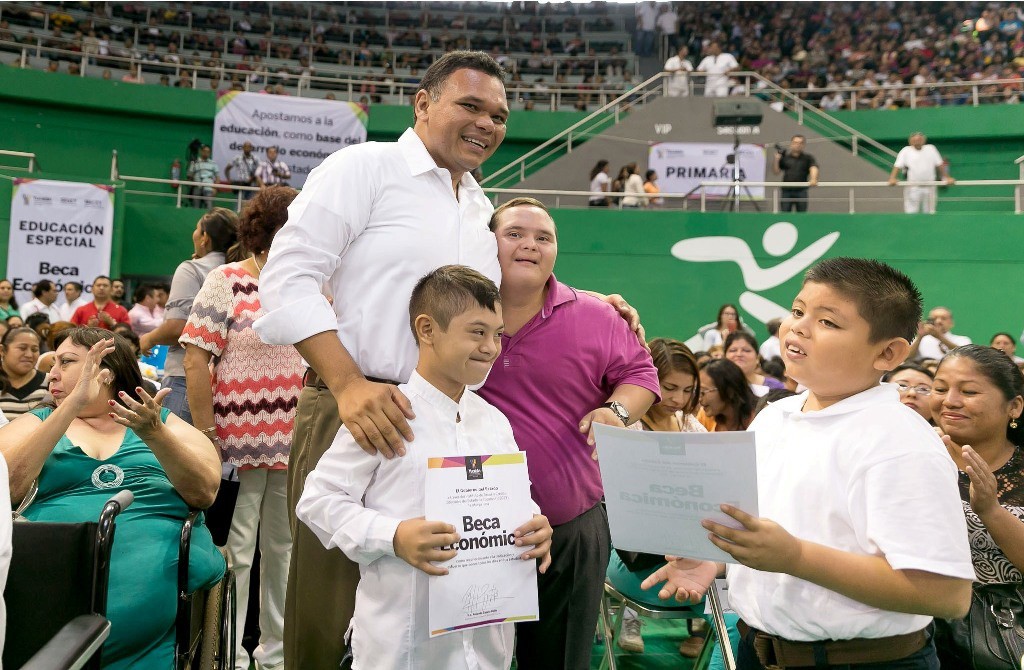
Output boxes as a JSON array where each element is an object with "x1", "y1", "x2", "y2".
[
  {"x1": 4, "y1": 490, "x2": 134, "y2": 670},
  {"x1": 598, "y1": 579, "x2": 721, "y2": 670}
]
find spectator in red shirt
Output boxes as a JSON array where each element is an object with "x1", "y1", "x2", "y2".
[{"x1": 70, "y1": 276, "x2": 130, "y2": 330}]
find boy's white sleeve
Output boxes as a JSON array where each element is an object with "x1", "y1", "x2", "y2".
[
  {"x1": 295, "y1": 428, "x2": 403, "y2": 565},
  {"x1": 849, "y1": 449, "x2": 976, "y2": 581}
]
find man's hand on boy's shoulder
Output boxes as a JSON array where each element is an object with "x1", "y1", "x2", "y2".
[
  {"x1": 640, "y1": 556, "x2": 720, "y2": 604},
  {"x1": 514, "y1": 514, "x2": 553, "y2": 574},
  {"x1": 702, "y1": 504, "x2": 803, "y2": 574},
  {"x1": 394, "y1": 517, "x2": 459, "y2": 576},
  {"x1": 336, "y1": 377, "x2": 415, "y2": 459}
]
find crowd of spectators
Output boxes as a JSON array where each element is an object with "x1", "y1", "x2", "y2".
[
  {"x1": 650, "y1": 1, "x2": 1024, "y2": 108},
  {"x1": 3, "y1": 2, "x2": 1024, "y2": 110},
  {"x1": 0, "y1": 1, "x2": 633, "y2": 107}
]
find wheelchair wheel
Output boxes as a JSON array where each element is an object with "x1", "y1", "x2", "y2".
[{"x1": 198, "y1": 569, "x2": 235, "y2": 670}]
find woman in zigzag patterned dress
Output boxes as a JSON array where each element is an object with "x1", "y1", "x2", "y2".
[{"x1": 181, "y1": 186, "x2": 305, "y2": 670}]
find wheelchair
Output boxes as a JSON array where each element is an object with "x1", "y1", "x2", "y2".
[
  {"x1": 175, "y1": 510, "x2": 237, "y2": 670},
  {"x1": 3, "y1": 489, "x2": 235, "y2": 670},
  {"x1": 3, "y1": 490, "x2": 131, "y2": 669}
]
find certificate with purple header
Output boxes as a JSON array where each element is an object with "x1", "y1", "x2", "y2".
[{"x1": 424, "y1": 452, "x2": 539, "y2": 637}]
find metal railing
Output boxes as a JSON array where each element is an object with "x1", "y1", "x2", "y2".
[
  {"x1": 100, "y1": 161, "x2": 1024, "y2": 214},
  {"x1": 779, "y1": 78, "x2": 1024, "y2": 111},
  {"x1": 0, "y1": 149, "x2": 38, "y2": 173},
  {"x1": 111, "y1": 151, "x2": 260, "y2": 210},
  {"x1": 482, "y1": 179, "x2": 1024, "y2": 214},
  {"x1": 482, "y1": 71, "x2": 898, "y2": 188}
]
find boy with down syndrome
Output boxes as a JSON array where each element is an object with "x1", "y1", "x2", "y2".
[
  {"x1": 643, "y1": 258, "x2": 975, "y2": 669},
  {"x1": 297, "y1": 265, "x2": 552, "y2": 670}
]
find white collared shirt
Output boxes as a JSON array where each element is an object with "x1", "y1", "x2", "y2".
[
  {"x1": 20, "y1": 298, "x2": 61, "y2": 323},
  {"x1": 297, "y1": 371, "x2": 535, "y2": 670},
  {"x1": 58, "y1": 296, "x2": 90, "y2": 322},
  {"x1": 894, "y1": 144, "x2": 944, "y2": 183},
  {"x1": 253, "y1": 129, "x2": 500, "y2": 383},
  {"x1": 728, "y1": 384, "x2": 975, "y2": 641},
  {"x1": 915, "y1": 331, "x2": 972, "y2": 361}
]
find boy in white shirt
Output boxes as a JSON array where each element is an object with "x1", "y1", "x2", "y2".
[
  {"x1": 642, "y1": 257, "x2": 975, "y2": 669},
  {"x1": 297, "y1": 265, "x2": 552, "y2": 670}
]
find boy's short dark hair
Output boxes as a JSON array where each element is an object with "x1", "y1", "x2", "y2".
[
  {"x1": 409, "y1": 265, "x2": 501, "y2": 342},
  {"x1": 804, "y1": 257, "x2": 922, "y2": 343}
]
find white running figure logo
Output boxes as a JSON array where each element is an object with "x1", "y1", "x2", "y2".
[{"x1": 671, "y1": 222, "x2": 840, "y2": 325}]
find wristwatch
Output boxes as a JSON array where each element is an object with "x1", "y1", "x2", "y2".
[{"x1": 602, "y1": 401, "x2": 630, "y2": 425}]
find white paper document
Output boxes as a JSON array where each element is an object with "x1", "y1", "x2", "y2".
[
  {"x1": 594, "y1": 423, "x2": 758, "y2": 563},
  {"x1": 424, "y1": 452, "x2": 539, "y2": 637}
]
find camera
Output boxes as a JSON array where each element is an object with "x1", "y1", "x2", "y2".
[{"x1": 775, "y1": 143, "x2": 786, "y2": 154}]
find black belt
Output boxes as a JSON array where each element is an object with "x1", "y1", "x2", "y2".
[{"x1": 302, "y1": 368, "x2": 399, "y2": 389}]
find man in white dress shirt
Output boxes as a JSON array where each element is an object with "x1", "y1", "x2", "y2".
[
  {"x1": 58, "y1": 282, "x2": 89, "y2": 322},
  {"x1": 663, "y1": 45, "x2": 693, "y2": 97},
  {"x1": 887, "y1": 132, "x2": 954, "y2": 214},
  {"x1": 696, "y1": 42, "x2": 739, "y2": 97},
  {"x1": 297, "y1": 266, "x2": 551, "y2": 670},
  {"x1": 255, "y1": 51, "x2": 510, "y2": 669},
  {"x1": 19, "y1": 280, "x2": 61, "y2": 323}
]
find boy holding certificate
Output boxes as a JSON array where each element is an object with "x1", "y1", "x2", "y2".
[
  {"x1": 643, "y1": 258, "x2": 975, "y2": 669},
  {"x1": 297, "y1": 265, "x2": 552, "y2": 670}
]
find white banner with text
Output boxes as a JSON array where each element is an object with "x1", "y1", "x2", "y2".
[
  {"x1": 648, "y1": 142, "x2": 767, "y2": 199},
  {"x1": 8, "y1": 179, "x2": 115, "y2": 305},
  {"x1": 212, "y1": 92, "x2": 368, "y2": 188}
]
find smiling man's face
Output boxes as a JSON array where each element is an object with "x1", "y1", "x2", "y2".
[{"x1": 413, "y1": 68, "x2": 509, "y2": 181}]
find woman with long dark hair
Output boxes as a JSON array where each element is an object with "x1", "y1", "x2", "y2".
[
  {"x1": 698, "y1": 358, "x2": 757, "y2": 431},
  {"x1": 140, "y1": 207, "x2": 241, "y2": 424},
  {"x1": 930, "y1": 345, "x2": 1024, "y2": 669},
  {"x1": 607, "y1": 338, "x2": 710, "y2": 656},
  {"x1": 589, "y1": 159, "x2": 611, "y2": 207},
  {"x1": 182, "y1": 187, "x2": 305, "y2": 670},
  {"x1": 0, "y1": 279, "x2": 19, "y2": 321},
  {"x1": 0, "y1": 326, "x2": 48, "y2": 418}
]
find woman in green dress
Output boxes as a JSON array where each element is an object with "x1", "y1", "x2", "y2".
[
  {"x1": 0, "y1": 280, "x2": 19, "y2": 321},
  {"x1": 0, "y1": 327, "x2": 224, "y2": 669}
]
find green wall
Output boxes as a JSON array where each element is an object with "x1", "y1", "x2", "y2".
[
  {"x1": 70, "y1": 199, "x2": 1024, "y2": 347},
  {"x1": 552, "y1": 210, "x2": 1023, "y2": 347},
  {"x1": 830, "y1": 105, "x2": 1024, "y2": 212}
]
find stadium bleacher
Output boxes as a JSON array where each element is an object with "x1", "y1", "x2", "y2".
[{"x1": 1, "y1": 1, "x2": 1021, "y2": 110}]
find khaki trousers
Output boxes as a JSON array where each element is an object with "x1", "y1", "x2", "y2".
[{"x1": 283, "y1": 385, "x2": 360, "y2": 669}]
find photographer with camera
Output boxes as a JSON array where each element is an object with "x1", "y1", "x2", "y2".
[
  {"x1": 772, "y1": 134, "x2": 819, "y2": 213},
  {"x1": 908, "y1": 306, "x2": 972, "y2": 362},
  {"x1": 256, "y1": 146, "x2": 291, "y2": 188},
  {"x1": 225, "y1": 141, "x2": 260, "y2": 201}
]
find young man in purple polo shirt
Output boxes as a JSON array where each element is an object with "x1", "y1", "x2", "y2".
[{"x1": 478, "y1": 197, "x2": 660, "y2": 670}]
